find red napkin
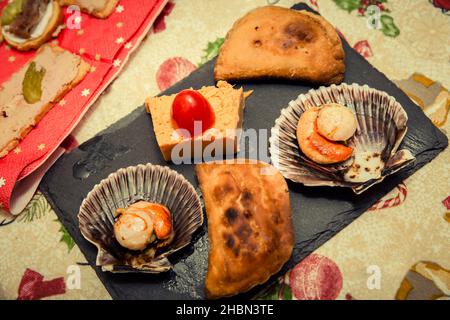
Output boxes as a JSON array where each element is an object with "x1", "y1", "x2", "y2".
[
  {"x1": 17, "y1": 268, "x2": 65, "y2": 300},
  {"x1": 0, "y1": 0, "x2": 168, "y2": 214}
]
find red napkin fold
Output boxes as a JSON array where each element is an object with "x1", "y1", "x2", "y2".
[
  {"x1": 0, "y1": 0, "x2": 168, "y2": 213},
  {"x1": 17, "y1": 268, "x2": 66, "y2": 300}
]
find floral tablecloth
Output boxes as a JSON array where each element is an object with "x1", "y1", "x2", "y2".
[{"x1": 0, "y1": 0, "x2": 449, "y2": 300}]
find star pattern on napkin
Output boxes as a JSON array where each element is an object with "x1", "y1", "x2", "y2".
[
  {"x1": 116, "y1": 5, "x2": 124, "y2": 13},
  {"x1": 113, "y1": 59, "x2": 121, "y2": 67},
  {"x1": 81, "y1": 88, "x2": 91, "y2": 97},
  {"x1": 59, "y1": 99, "x2": 66, "y2": 106},
  {"x1": 125, "y1": 42, "x2": 132, "y2": 49},
  {"x1": 116, "y1": 37, "x2": 124, "y2": 44},
  {"x1": 13, "y1": 147, "x2": 21, "y2": 154},
  {"x1": 8, "y1": 56, "x2": 16, "y2": 63},
  {"x1": 37, "y1": 144, "x2": 46, "y2": 151},
  {"x1": 116, "y1": 22, "x2": 124, "y2": 28},
  {"x1": 0, "y1": 177, "x2": 6, "y2": 189}
]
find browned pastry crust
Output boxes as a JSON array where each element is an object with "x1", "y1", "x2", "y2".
[
  {"x1": 2, "y1": 1, "x2": 63, "y2": 51},
  {"x1": 58, "y1": 0, "x2": 119, "y2": 19},
  {"x1": 0, "y1": 45, "x2": 90, "y2": 158},
  {"x1": 214, "y1": 6, "x2": 345, "y2": 85},
  {"x1": 196, "y1": 159, "x2": 294, "y2": 299}
]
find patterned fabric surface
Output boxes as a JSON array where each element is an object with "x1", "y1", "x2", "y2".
[{"x1": 0, "y1": 0, "x2": 449, "y2": 300}]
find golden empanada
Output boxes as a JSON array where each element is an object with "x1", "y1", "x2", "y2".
[
  {"x1": 196, "y1": 159, "x2": 294, "y2": 299},
  {"x1": 214, "y1": 6, "x2": 345, "y2": 85}
]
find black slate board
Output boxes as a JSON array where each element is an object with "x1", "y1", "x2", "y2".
[{"x1": 40, "y1": 3, "x2": 447, "y2": 300}]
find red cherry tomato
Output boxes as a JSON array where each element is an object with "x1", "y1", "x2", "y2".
[{"x1": 171, "y1": 90, "x2": 215, "y2": 137}]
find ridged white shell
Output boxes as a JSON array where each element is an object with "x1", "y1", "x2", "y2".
[
  {"x1": 269, "y1": 83, "x2": 415, "y2": 194},
  {"x1": 78, "y1": 164, "x2": 203, "y2": 273}
]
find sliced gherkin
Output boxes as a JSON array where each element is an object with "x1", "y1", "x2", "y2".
[
  {"x1": 22, "y1": 62, "x2": 46, "y2": 104},
  {"x1": 1, "y1": 0, "x2": 25, "y2": 26}
]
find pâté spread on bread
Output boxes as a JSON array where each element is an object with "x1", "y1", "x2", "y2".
[{"x1": 0, "y1": 45, "x2": 90, "y2": 158}]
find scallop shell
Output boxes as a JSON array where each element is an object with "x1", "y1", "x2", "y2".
[
  {"x1": 269, "y1": 83, "x2": 415, "y2": 194},
  {"x1": 78, "y1": 164, "x2": 203, "y2": 273}
]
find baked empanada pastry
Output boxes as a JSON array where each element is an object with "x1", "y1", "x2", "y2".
[
  {"x1": 196, "y1": 160, "x2": 294, "y2": 299},
  {"x1": 214, "y1": 6, "x2": 345, "y2": 85}
]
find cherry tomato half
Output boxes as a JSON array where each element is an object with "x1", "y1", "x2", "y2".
[{"x1": 171, "y1": 90, "x2": 215, "y2": 137}]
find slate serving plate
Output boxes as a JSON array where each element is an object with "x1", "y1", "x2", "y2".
[{"x1": 40, "y1": 3, "x2": 448, "y2": 300}]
